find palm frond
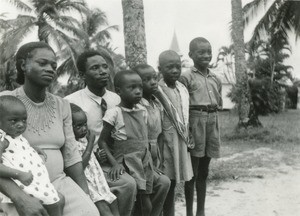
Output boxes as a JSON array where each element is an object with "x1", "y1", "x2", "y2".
[{"x1": 5, "y1": 0, "x2": 32, "y2": 13}]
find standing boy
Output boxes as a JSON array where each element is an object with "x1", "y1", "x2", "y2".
[
  {"x1": 180, "y1": 37, "x2": 222, "y2": 216},
  {"x1": 156, "y1": 50, "x2": 193, "y2": 216}
]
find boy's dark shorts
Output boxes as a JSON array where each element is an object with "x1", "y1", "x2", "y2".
[{"x1": 189, "y1": 110, "x2": 221, "y2": 158}]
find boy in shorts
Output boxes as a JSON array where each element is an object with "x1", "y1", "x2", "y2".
[{"x1": 180, "y1": 37, "x2": 222, "y2": 216}]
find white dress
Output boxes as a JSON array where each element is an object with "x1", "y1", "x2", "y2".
[{"x1": 0, "y1": 131, "x2": 59, "y2": 205}]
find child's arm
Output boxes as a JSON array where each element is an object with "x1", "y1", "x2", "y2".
[
  {"x1": 81, "y1": 130, "x2": 96, "y2": 169},
  {"x1": 98, "y1": 122, "x2": 125, "y2": 181},
  {"x1": 0, "y1": 139, "x2": 33, "y2": 186}
]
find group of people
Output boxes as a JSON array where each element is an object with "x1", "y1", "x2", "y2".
[{"x1": 0, "y1": 36, "x2": 222, "y2": 216}]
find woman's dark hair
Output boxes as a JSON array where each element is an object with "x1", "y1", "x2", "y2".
[{"x1": 15, "y1": 42, "x2": 55, "y2": 84}]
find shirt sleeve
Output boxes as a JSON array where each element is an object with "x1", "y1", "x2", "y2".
[
  {"x1": 179, "y1": 70, "x2": 191, "y2": 89},
  {"x1": 60, "y1": 98, "x2": 82, "y2": 168},
  {"x1": 103, "y1": 107, "x2": 118, "y2": 126}
]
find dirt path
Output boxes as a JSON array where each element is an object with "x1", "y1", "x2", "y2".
[{"x1": 175, "y1": 156, "x2": 300, "y2": 216}]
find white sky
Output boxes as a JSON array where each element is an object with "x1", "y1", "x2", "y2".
[{"x1": 1, "y1": 0, "x2": 300, "y2": 78}]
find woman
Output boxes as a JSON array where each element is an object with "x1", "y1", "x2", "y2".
[{"x1": 0, "y1": 42, "x2": 99, "y2": 216}]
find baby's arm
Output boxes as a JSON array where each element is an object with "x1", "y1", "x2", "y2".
[
  {"x1": 98, "y1": 122, "x2": 125, "y2": 181},
  {"x1": 81, "y1": 130, "x2": 95, "y2": 169},
  {"x1": 0, "y1": 139, "x2": 33, "y2": 186}
]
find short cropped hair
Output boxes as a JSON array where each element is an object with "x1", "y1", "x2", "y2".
[
  {"x1": 76, "y1": 49, "x2": 114, "y2": 74},
  {"x1": 0, "y1": 95, "x2": 25, "y2": 118},
  {"x1": 132, "y1": 64, "x2": 153, "y2": 74},
  {"x1": 70, "y1": 103, "x2": 84, "y2": 114},
  {"x1": 189, "y1": 37, "x2": 211, "y2": 52},
  {"x1": 114, "y1": 70, "x2": 138, "y2": 89},
  {"x1": 15, "y1": 42, "x2": 55, "y2": 84}
]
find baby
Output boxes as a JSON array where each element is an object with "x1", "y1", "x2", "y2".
[
  {"x1": 0, "y1": 95, "x2": 64, "y2": 216},
  {"x1": 70, "y1": 103, "x2": 119, "y2": 216}
]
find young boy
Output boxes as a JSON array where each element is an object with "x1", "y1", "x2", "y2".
[
  {"x1": 180, "y1": 37, "x2": 222, "y2": 216},
  {"x1": 133, "y1": 64, "x2": 171, "y2": 215},
  {"x1": 70, "y1": 103, "x2": 119, "y2": 216},
  {"x1": 98, "y1": 70, "x2": 167, "y2": 216},
  {"x1": 155, "y1": 50, "x2": 193, "y2": 216}
]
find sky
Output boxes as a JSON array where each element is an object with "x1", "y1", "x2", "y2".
[{"x1": 1, "y1": 0, "x2": 300, "y2": 78}]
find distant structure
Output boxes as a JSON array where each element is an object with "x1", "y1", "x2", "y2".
[{"x1": 169, "y1": 30, "x2": 182, "y2": 56}]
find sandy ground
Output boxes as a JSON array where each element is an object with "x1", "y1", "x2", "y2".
[{"x1": 175, "y1": 155, "x2": 300, "y2": 216}]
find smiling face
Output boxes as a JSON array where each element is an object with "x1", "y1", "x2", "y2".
[
  {"x1": 83, "y1": 55, "x2": 110, "y2": 90},
  {"x1": 117, "y1": 73, "x2": 143, "y2": 108},
  {"x1": 0, "y1": 102, "x2": 27, "y2": 138},
  {"x1": 22, "y1": 48, "x2": 57, "y2": 87},
  {"x1": 138, "y1": 67, "x2": 158, "y2": 96},
  {"x1": 189, "y1": 41, "x2": 212, "y2": 70},
  {"x1": 72, "y1": 111, "x2": 88, "y2": 140}
]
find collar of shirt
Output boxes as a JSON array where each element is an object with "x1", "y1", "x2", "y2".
[
  {"x1": 120, "y1": 104, "x2": 145, "y2": 112},
  {"x1": 192, "y1": 66, "x2": 213, "y2": 77},
  {"x1": 83, "y1": 86, "x2": 106, "y2": 105}
]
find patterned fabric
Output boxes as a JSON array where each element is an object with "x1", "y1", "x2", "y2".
[
  {"x1": 155, "y1": 80, "x2": 192, "y2": 148},
  {"x1": 156, "y1": 80, "x2": 193, "y2": 182},
  {"x1": 0, "y1": 131, "x2": 59, "y2": 205},
  {"x1": 76, "y1": 138, "x2": 116, "y2": 203}
]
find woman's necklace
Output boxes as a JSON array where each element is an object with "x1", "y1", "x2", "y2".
[{"x1": 16, "y1": 87, "x2": 56, "y2": 135}]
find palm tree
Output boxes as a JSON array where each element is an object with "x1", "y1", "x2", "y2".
[
  {"x1": 121, "y1": 0, "x2": 147, "y2": 68},
  {"x1": 0, "y1": 0, "x2": 87, "y2": 62},
  {"x1": 244, "y1": 0, "x2": 300, "y2": 44},
  {"x1": 216, "y1": 45, "x2": 236, "y2": 83},
  {"x1": 231, "y1": 0, "x2": 250, "y2": 127},
  {"x1": 53, "y1": 8, "x2": 120, "y2": 94}
]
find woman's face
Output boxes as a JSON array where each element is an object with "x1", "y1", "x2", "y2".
[{"x1": 22, "y1": 48, "x2": 57, "y2": 87}]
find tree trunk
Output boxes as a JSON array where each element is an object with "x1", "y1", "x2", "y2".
[
  {"x1": 122, "y1": 0, "x2": 147, "y2": 68},
  {"x1": 231, "y1": 0, "x2": 250, "y2": 127}
]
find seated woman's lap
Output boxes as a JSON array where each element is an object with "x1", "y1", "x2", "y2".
[{"x1": 0, "y1": 176, "x2": 99, "y2": 216}]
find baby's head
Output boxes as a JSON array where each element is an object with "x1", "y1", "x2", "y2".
[
  {"x1": 133, "y1": 64, "x2": 158, "y2": 97},
  {"x1": 114, "y1": 70, "x2": 143, "y2": 107},
  {"x1": 0, "y1": 95, "x2": 27, "y2": 138},
  {"x1": 70, "y1": 103, "x2": 88, "y2": 140}
]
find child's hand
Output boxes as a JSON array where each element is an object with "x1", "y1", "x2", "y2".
[
  {"x1": 86, "y1": 130, "x2": 96, "y2": 144},
  {"x1": 109, "y1": 164, "x2": 125, "y2": 181},
  {"x1": 18, "y1": 171, "x2": 33, "y2": 186},
  {"x1": 95, "y1": 149, "x2": 107, "y2": 164}
]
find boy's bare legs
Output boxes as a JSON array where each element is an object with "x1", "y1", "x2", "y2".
[
  {"x1": 95, "y1": 200, "x2": 115, "y2": 216},
  {"x1": 44, "y1": 192, "x2": 65, "y2": 216},
  {"x1": 109, "y1": 200, "x2": 120, "y2": 216},
  {"x1": 138, "y1": 194, "x2": 152, "y2": 216},
  {"x1": 163, "y1": 180, "x2": 176, "y2": 216},
  {"x1": 185, "y1": 156, "x2": 211, "y2": 216}
]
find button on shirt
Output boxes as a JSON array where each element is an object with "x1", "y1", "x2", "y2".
[
  {"x1": 65, "y1": 87, "x2": 121, "y2": 144},
  {"x1": 179, "y1": 67, "x2": 222, "y2": 107}
]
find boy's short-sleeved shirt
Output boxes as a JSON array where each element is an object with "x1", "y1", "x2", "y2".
[
  {"x1": 103, "y1": 104, "x2": 147, "y2": 141},
  {"x1": 180, "y1": 67, "x2": 222, "y2": 107}
]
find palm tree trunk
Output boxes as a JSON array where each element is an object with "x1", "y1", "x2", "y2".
[
  {"x1": 122, "y1": 0, "x2": 147, "y2": 68},
  {"x1": 231, "y1": 0, "x2": 250, "y2": 127}
]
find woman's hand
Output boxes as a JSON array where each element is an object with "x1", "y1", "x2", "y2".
[
  {"x1": 18, "y1": 171, "x2": 33, "y2": 186},
  {"x1": 109, "y1": 164, "x2": 125, "y2": 181},
  {"x1": 14, "y1": 193, "x2": 49, "y2": 216}
]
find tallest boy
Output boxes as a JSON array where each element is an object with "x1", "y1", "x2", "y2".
[{"x1": 180, "y1": 37, "x2": 222, "y2": 216}]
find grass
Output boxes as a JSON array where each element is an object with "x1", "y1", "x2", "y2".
[
  {"x1": 175, "y1": 109, "x2": 300, "y2": 200},
  {"x1": 210, "y1": 109, "x2": 300, "y2": 181}
]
